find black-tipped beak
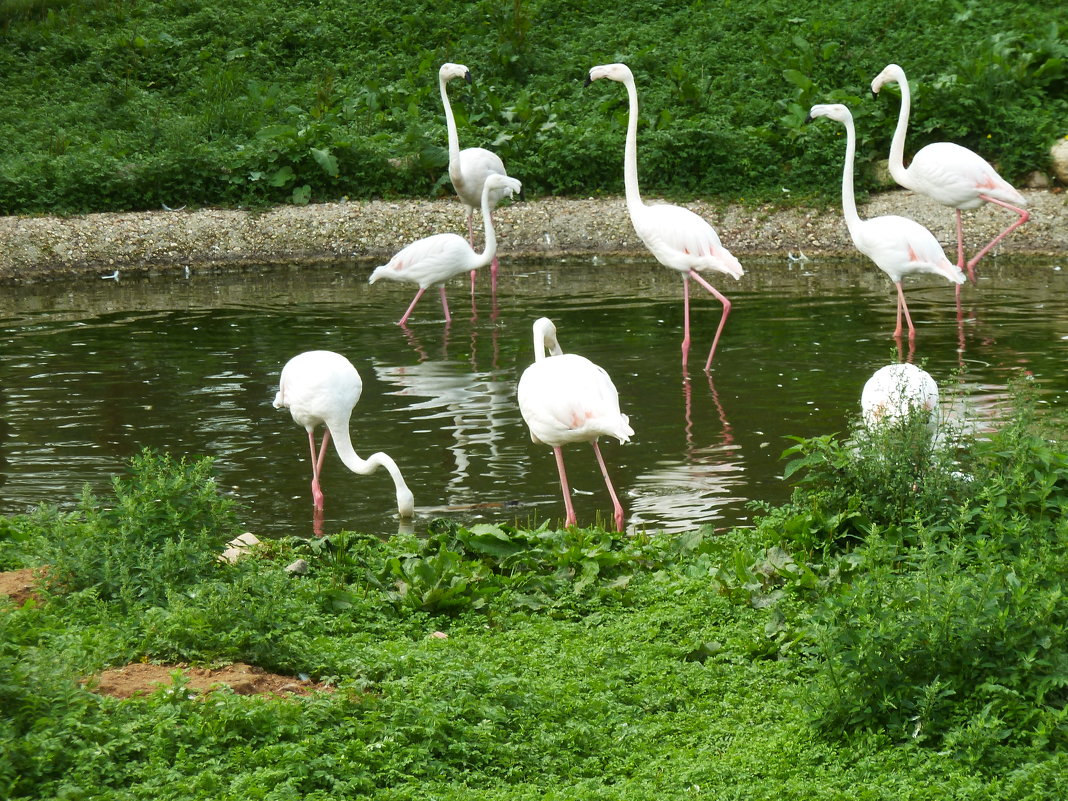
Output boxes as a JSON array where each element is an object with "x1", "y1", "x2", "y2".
[
  {"x1": 870, "y1": 89, "x2": 878, "y2": 99},
  {"x1": 464, "y1": 70, "x2": 472, "y2": 84},
  {"x1": 583, "y1": 73, "x2": 593, "y2": 87},
  {"x1": 804, "y1": 113, "x2": 814, "y2": 124}
]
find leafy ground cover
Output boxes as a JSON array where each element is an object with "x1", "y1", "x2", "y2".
[
  {"x1": 1, "y1": 383, "x2": 1067, "y2": 799},
  {"x1": 1, "y1": 0, "x2": 1065, "y2": 214}
]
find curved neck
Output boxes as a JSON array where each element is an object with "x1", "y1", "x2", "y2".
[
  {"x1": 474, "y1": 185, "x2": 499, "y2": 268},
  {"x1": 621, "y1": 76, "x2": 644, "y2": 215},
  {"x1": 838, "y1": 114, "x2": 862, "y2": 234},
  {"x1": 330, "y1": 424, "x2": 413, "y2": 508},
  {"x1": 531, "y1": 319, "x2": 561, "y2": 361},
  {"x1": 440, "y1": 75, "x2": 463, "y2": 186},
  {"x1": 887, "y1": 74, "x2": 910, "y2": 181}
]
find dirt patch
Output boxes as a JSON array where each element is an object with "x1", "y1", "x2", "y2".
[
  {"x1": 84, "y1": 661, "x2": 333, "y2": 699},
  {"x1": 0, "y1": 567, "x2": 46, "y2": 606}
]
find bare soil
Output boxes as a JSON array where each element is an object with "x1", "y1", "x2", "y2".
[{"x1": 1, "y1": 569, "x2": 330, "y2": 699}]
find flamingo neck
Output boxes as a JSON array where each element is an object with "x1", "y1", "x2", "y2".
[
  {"x1": 474, "y1": 184, "x2": 499, "y2": 269},
  {"x1": 531, "y1": 319, "x2": 561, "y2": 362},
  {"x1": 621, "y1": 75, "x2": 645, "y2": 217},
  {"x1": 440, "y1": 75, "x2": 464, "y2": 188},
  {"x1": 329, "y1": 423, "x2": 414, "y2": 514},
  {"x1": 838, "y1": 114, "x2": 863, "y2": 235},
  {"x1": 887, "y1": 71, "x2": 911, "y2": 184}
]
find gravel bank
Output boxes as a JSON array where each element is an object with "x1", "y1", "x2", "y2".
[{"x1": 0, "y1": 189, "x2": 1064, "y2": 283}]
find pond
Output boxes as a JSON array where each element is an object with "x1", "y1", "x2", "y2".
[{"x1": 2, "y1": 254, "x2": 1067, "y2": 538}]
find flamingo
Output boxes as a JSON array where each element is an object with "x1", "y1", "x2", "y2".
[
  {"x1": 369, "y1": 173, "x2": 521, "y2": 326},
  {"x1": 273, "y1": 350, "x2": 415, "y2": 521},
  {"x1": 871, "y1": 64, "x2": 1028, "y2": 282},
  {"x1": 439, "y1": 62, "x2": 511, "y2": 297},
  {"x1": 861, "y1": 362, "x2": 939, "y2": 431},
  {"x1": 807, "y1": 103, "x2": 965, "y2": 341},
  {"x1": 585, "y1": 63, "x2": 743, "y2": 371},
  {"x1": 517, "y1": 317, "x2": 634, "y2": 532}
]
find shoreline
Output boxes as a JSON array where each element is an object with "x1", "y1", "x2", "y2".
[{"x1": 0, "y1": 189, "x2": 1064, "y2": 283}]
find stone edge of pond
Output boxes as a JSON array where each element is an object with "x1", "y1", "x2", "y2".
[{"x1": 0, "y1": 190, "x2": 1064, "y2": 284}]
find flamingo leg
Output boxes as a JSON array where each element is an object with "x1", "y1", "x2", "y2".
[
  {"x1": 955, "y1": 209, "x2": 966, "y2": 273},
  {"x1": 893, "y1": 281, "x2": 916, "y2": 340},
  {"x1": 306, "y1": 430, "x2": 326, "y2": 511},
  {"x1": 468, "y1": 211, "x2": 478, "y2": 297},
  {"x1": 398, "y1": 287, "x2": 427, "y2": 327},
  {"x1": 592, "y1": 440, "x2": 625, "y2": 533},
  {"x1": 965, "y1": 195, "x2": 1029, "y2": 281},
  {"x1": 680, "y1": 275, "x2": 691, "y2": 369},
  {"x1": 439, "y1": 285, "x2": 452, "y2": 325},
  {"x1": 689, "y1": 270, "x2": 732, "y2": 370},
  {"x1": 553, "y1": 446, "x2": 577, "y2": 528}
]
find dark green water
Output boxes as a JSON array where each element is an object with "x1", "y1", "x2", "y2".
[{"x1": 2, "y1": 255, "x2": 1066, "y2": 537}]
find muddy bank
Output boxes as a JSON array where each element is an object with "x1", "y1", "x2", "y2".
[{"x1": 0, "y1": 189, "x2": 1064, "y2": 283}]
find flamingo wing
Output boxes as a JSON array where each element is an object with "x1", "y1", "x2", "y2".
[
  {"x1": 275, "y1": 351, "x2": 363, "y2": 432},
  {"x1": 907, "y1": 142, "x2": 1025, "y2": 209},
  {"x1": 453, "y1": 147, "x2": 507, "y2": 209},
  {"x1": 518, "y1": 354, "x2": 633, "y2": 447},
  {"x1": 854, "y1": 215, "x2": 964, "y2": 284},
  {"x1": 633, "y1": 203, "x2": 744, "y2": 279},
  {"x1": 369, "y1": 233, "x2": 477, "y2": 288}
]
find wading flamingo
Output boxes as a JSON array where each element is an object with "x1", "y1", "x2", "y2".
[
  {"x1": 871, "y1": 64, "x2": 1028, "y2": 282},
  {"x1": 517, "y1": 317, "x2": 634, "y2": 532},
  {"x1": 861, "y1": 362, "x2": 939, "y2": 432},
  {"x1": 274, "y1": 350, "x2": 415, "y2": 522},
  {"x1": 585, "y1": 63, "x2": 743, "y2": 371},
  {"x1": 369, "y1": 173, "x2": 522, "y2": 326},
  {"x1": 807, "y1": 103, "x2": 964, "y2": 341},
  {"x1": 439, "y1": 62, "x2": 511, "y2": 297}
]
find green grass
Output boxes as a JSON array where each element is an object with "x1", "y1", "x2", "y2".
[
  {"x1": 1, "y1": 0, "x2": 1065, "y2": 214},
  {"x1": 2, "y1": 391, "x2": 1068, "y2": 799}
]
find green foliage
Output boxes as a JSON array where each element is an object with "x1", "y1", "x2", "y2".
[
  {"x1": 40, "y1": 448, "x2": 241, "y2": 611},
  {"x1": 0, "y1": 0, "x2": 1063, "y2": 214}
]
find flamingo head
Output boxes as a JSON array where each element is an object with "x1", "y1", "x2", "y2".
[
  {"x1": 531, "y1": 317, "x2": 563, "y2": 361},
  {"x1": 585, "y1": 63, "x2": 633, "y2": 87},
  {"x1": 483, "y1": 174, "x2": 523, "y2": 205},
  {"x1": 871, "y1": 63, "x2": 906, "y2": 96},
  {"x1": 396, "y1": 485, "x2": 415, "y2": 519},
  {"x1": 806, "y1": 103, "x2": 852, "y2": 126},
  {"x1": 439, "y1": 63, "x2": 471, "y2": 84}
]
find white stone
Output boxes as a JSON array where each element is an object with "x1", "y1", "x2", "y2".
[{"x1": 1052, "y1": 138, "x2": 1068, "y2": 184}]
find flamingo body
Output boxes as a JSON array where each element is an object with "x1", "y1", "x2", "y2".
[
  {"x1": 808, "y1": 103, "x2": 963, "y2": 340},
  {"x1": 871, "y1": 63, "x2": 1028, "y2": 279},
  {"x1": 517, "y1": 318, "x2": 633, "y2": 531},
  {"x1": 861, "y1": 363, "x2": 939, "y2": 430},
  {"x1": 586, "y1": 62, "x2": 742, "y2": 370},
  {"x1": 274, "y1": 350, "x2": 415, "y2": 519},
  {"x1": 439, "y1": 62, "x2": 510, "y2": 291},
  {"x1": 369, "y1": 173, "x2": 521, "y2": 325}
]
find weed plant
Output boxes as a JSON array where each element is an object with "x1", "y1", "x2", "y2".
[
  {"x1": 0, "y1": 1, "x2": 1064, "y2": 214},
  {"x1": 3, "y1": 401, "x2": 1068, "y2": 798}
]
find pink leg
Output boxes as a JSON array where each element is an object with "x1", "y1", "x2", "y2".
[
  {"x1": 690, "y1": 270, "x2": 732, "y2": 371},
  {"x1": 439, "y1": 285, "x2": 452, "y2": 325},
  {"x1": 468, "y1": 212, "x2": 478, "y2": 297},
  {"x1": 680, "y1": 275, "x2": 691, "y2": 369},
  {"x1": 398, "y1": 287, "x2": 427, "y2": 326},
  {"x1": 306, "y1": 429, "x2": 329, "y2": 511},
  {"x1": 592, "y1": 441, "x2": 625, "y2": 533},
  {"x1": 893, "y1": 282, "x2": 916, "y2": 340},
  {"x1": 965, "y1": 195, "x2": 1029, "y2": 281},
  {"x1": 553, "y1": 446, "x2": 577, "y2": 528},
  {"x1": 955, "y1": 209, "x2": 966, "y2": 273}
]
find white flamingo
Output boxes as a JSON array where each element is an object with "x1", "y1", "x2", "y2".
[
  {"x1": 585, "y1": 62, "x2": 743, "y2": 371},
  {"x1": 807, "y1": 103, "x2": 965, "y2": 340},
  {"x1": 369, "y1": 173, "x2": 522, "y2": 326},
  {"x1": 871, "y1": 63, "x2": 1028, "y2": 282},
  {"x1": 517, "y1": 317, "x2": 634, "y2": 532},
  {"x1": 861, "y1": 362, "x2": 939, "y2": 431},
  {"x1": 439, "y1": 62, "x2": 511, "y2": 295},
  {"x1": 273, "y1": 350, "x2": 415, "y2": 519}
]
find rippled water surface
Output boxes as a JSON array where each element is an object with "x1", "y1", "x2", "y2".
[{"x1": 2, "y1": 254, "x2": 1067, "y2": 537}]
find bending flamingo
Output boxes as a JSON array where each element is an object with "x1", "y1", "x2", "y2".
[
  {"x1": 861, "y1": 362, "x2": 939, "y2": 432},
  {"x1": 517, "y1": 317, "x2": 634, "y2": 532},
  {"x1": 807, "y1": 103, "x2": 964, "y2": 341},
  {"x1": 585, "y1": 63, "x2": 743, "y2": 371},
  {"x1": 274, "y1": 350, "x2": 415, "y2": 520},
  {"x1": 871, "y1": 64, "x2": 1028, "y2": 282},
  {"x1": 369, "y1": 173, "x2": 521, "y2": 326},
  {"x1": 439, "y1": 62, "x2": 511, "y2": 296}
]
